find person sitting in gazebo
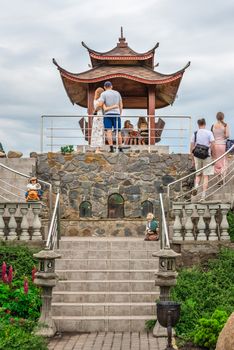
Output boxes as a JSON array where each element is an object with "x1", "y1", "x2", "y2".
[{"x1": 138, "y1": 117, "x2": 148, "y2": 145}]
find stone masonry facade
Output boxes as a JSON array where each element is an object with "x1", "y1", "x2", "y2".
[{"x1": 36, "y1": 151, "x2": 192, "y2": 237}]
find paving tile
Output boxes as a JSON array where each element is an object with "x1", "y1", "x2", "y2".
[{"x1": 49, "y1": 332, "x2": 168, "y2": 350}]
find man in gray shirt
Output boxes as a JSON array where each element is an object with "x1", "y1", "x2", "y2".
[
  {"x1": 190, "y1": 118, "x2": 215, "y2": 200},
  {"x1": 99, "y1": 81, "x2": 123, "y2": 152}
]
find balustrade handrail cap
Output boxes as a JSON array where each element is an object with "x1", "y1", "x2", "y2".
[
  {"x1": 33, "y1": 249, "x2": 61, "y2": 259},
  {"x1": 220, "y1": 203, "x2": 231, "y2": 208},
  {"x1": 152, "y1": 248, "x2": 181, "y2": 258},
  {"x1": 173, "y1": 241, "x2": 222, "y2": 246},
  {"x1": 196, "y1": 204, "x2": 208, "y2": 209},
  {"x1": 172, "y1": 201, "x2": 228, "y2": 205}
]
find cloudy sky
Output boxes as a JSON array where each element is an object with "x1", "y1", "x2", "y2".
[{"x1": 0, "y1": 0, "x2": 233, "y2": 155}]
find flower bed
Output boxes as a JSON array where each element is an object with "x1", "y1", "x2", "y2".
[{"x1": 0, "y1": 244, "x2": 48, "y2": 350}]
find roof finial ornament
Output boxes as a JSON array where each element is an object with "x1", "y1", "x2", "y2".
[{"x1": 118, "y1": 26, "x2": 127, "y2": 47}]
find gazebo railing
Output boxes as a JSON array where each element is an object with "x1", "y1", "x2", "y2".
[{"x1": 40, "y1": 115, "x2": 192, "y2": 154}]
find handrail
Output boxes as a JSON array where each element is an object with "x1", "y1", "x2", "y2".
[
  {"x1": 0, "y1": 161, "x2": 52, "y2": 217},
  {"x1": 0, "y1": 178, "x2": 25, "y2": 193},
  {"x1": 174, "y1": 156, "x2": 234, "y2": 202},
  {"x1": 46, "y1": 192, "x2": 60, "y2": 250},
  {"x1": 167, "y1": 144, "x2": 234, "y2": 199},
  {"x1": 41, "y1": 114, "x2": 192, "y2": 154},
  {"x1": 159, "y1": 193, "x2": 170, "y2": 249}
]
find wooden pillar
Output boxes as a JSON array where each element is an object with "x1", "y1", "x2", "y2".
[
  {"x1": 147, "y1": 85, "x2": 156, "y2": 145},
  {"x1": 87, "y1": 85, "x2": 95, "y2": 145}
]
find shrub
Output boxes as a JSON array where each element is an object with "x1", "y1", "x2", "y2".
[
  {"x1": 0, "y1": 244, "x2": 46, "y2": 349},
  {"x1": 145, "y1": 319, "x2": 156, "y2": 330},
  {"x1": 61, "y1": 145, "x2": 74, "y2": 154},
  {"x1": 0, "y1": 244, "x2": 39, "y2": 279},
  {"x1": 171, "y1": 248, "x2": 234, "y2": 348},
  {"x1": 0, "y1": 283, "x2": 41, "y2": 320},
  {"x1": 193, "y1": 309, "x2": 228, "y2": 349},
  {"x1": 0, "y1": 322, "x2": 48, "y2": 350},
  {"x1": 227, "y1": 210, "x2": 234, "y2": 242}
]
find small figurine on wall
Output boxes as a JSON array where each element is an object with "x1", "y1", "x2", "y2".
[
  {"x1": 25, "y1": 177, "x2": 43, "y2": 202},
  {"x1": 144, "y1": 212, "x2": 159, "y2": 241}
]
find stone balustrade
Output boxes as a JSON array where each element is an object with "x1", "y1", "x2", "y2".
[
  {"x1": 0, "y1": 202, "x2": 43, "y2": 241},
  {"x1": 172, "y1": 202, "x2": 231, "y2": 241}
]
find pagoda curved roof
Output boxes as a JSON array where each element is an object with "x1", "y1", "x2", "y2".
[
  {"x1": 81, "y1": 41, "x2": 159, "y2": 59},
  {"x1": 53, "y1": 59, "x2": 190, "y2": 109},
  {"x1": 53, "y1": 59, "x2": 190, "y2": 85}
]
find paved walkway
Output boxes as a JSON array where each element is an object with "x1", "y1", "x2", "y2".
[{"x1": 48, "y1": 332, "x2": 168, "y2": 350}]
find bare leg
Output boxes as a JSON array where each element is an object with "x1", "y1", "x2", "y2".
[
  {"x1": 202, "y1": 175, "x2": 209, "y2": 193},
  {"x1": 118, "y1": 132, "x2": 122, "y2": 146},
  {"x1": 192, "y1": 174, "x2": 202, "y2": 196},
  {"x1": 106, "y1": 130, "x2": 113, "y2": 146},
  {"x1": 195, "y1": 174, "x2": 202, "y2": 187}
]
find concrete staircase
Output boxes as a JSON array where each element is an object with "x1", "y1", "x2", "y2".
[{"x1": 52, "y1": 237, "x2": 160, "y2": 332}]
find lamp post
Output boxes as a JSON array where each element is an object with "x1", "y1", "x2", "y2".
[
  {"x1": 152, "y1": 248, "x2": 181, "y2": 337},
  {"x1": 157, "y1": 301, "x2": 181, "y2": 350},
  {"x1": 33, "y1": 249, "x2": 61, "y2": 337}
]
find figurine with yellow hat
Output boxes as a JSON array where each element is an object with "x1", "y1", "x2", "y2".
[{"x1": 25, "y1": 176, "x2": 43, "y2": 202}]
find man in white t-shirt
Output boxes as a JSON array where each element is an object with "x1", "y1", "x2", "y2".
[
  {"x1": 190, "y1": 118, "x2": 215, "y2": 199},
  {"x1": 98, "y1": 81, "x2": 123, "y2": 152}
]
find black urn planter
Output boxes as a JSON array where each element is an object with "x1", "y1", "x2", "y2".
[{"x1": 157, "y1": 301, "x2": 181, "y2": 350}]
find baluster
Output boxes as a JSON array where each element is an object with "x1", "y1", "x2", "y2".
[
  {"x1": 31, "y1": 203, "x2": 42, "y2": 241},
  {"x1": 184, "y1": 204, "x2": 195, "y2": 241},
  {"x1": 172, "y1": 204, "x2": 183, "y2": 241},
  {"x1": 0, "y1": 205, "x2": 6, "y2": 240},
  {"x1": 208, "y1": 204, "x2": 218, "y2": 241},
  {"x1": 7, "y1": 204, "x2": 18, "y2": 240},
  {"x1": 20, "y1": 204, "x2": 30, "y2": 241},
  {"x1": 196, "y1": 204, "x2": 207, "y2": 241},
  {"x1": 220, "y1": 204, "x2": 230, "y2": 241}
]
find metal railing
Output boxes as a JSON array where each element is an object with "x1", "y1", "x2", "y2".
[
  {"x1": 159, "y1": 193, "x2": 170, "y2": 249},
  {"x1": 40, "y1": 115, "x2": 192, "y2": 154},
  {"x1": 167, "y1": 144, "x2": 234, "y2": 204},
  {"x1": 0, "y1": 162, "x2": 53, "y2": 217},
  {"x1": 46, "y1": 192, "x2": 60, "y2": 250}
]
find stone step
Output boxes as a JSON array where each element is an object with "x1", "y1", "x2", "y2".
[
  {"x1": 54, "y1": 280, "x2": 155, "y2": 292},
  {"x1": 52, "y1": 238, "x2": 160, "y2": 332},
  {"x1": 58, "y1": 239, "x2": 160, "y2": 251},
  {"x1": 56, "y1": 259, "x2": 158, "y2": 270},
  {"x1": 53, "y1": 315, "x2": 156, "y2": 332},
  {"x1": 52, "y1": 302, "x2": 156, "y2": 317},
  {"x1": 52, "y1": 291, "x2": 159, "y2": 303},
  {"x1": 57, "y1": 250, "x2": 157, "y2": 259},
  {"x1": 56, "y1": 269, "x2": 156, "y2": 281}
]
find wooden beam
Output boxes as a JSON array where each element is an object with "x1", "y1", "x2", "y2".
[
  {"x1": 147, "y1": 86, "x2": 156, "y2": 145},
  {"x1": 87, "y1": 85, "x2": 95, "y2": 145}
]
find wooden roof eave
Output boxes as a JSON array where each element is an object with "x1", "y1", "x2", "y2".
[
  {"x1": 53, "y1": 58, "x2": 190, "y2": 86},
  {"x1": 81, "y1": 41, "x2": 159, "y2": 58},
  {"x1": 58, "y1": 70, "x2": 185, "y2": 86}
]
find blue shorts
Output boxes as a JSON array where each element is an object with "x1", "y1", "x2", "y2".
[{"x1": 104, "y1": 114, "x2": 121, "y2": 130}]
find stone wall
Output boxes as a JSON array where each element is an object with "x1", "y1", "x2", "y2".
[
  {"x1": 61, "y1": 219, "x2": 146, "y2": 237},
  {"x1": 36, "y1": 151, "x2": 192, "y2": 237},
  {"x1": 173, "y1": 241, "x2": 234, "y2": 268}
]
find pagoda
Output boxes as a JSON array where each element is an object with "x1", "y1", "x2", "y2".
[{"x1": 53, "y1": 28, "x2": 190, "y2": 144}]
